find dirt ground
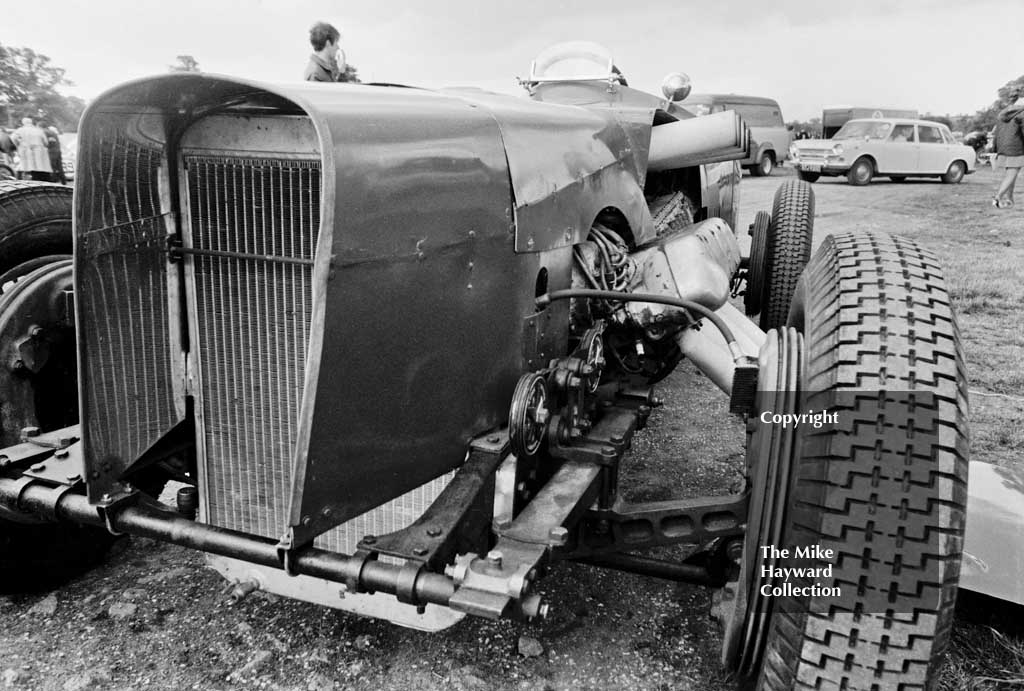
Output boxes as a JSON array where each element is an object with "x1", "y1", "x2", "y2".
[{"x1": 1, "y1": 165, "x2": 1022, "y2": 690}]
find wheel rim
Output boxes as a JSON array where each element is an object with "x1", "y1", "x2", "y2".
[
  {"x1": 854, "y1": 161, "x2": 871, "y2": 183},
  {"x1": 718, "y1": 326, "x2": 805, "y2": 676},
  {"x1": 760, "y1": 156, "x2": 772, "y2": 175},
  {"x1": 950, "y1": 162, "x2": 964, "y2": 181}
]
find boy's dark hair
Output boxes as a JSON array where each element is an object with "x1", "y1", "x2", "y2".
[{"x1": 309, "y1": 22, "x2": 340, "y2": 52}]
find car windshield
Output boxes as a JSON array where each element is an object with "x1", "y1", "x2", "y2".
[
  {"x1": 530, "y1": 41, "x2": 614, "y2": 81},
  {"x1": 833, "y1": 120, "x2": 893, "y2": 140}
]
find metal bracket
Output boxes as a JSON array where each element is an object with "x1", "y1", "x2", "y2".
[
  {"x1": 94, "y1": 485, "x2": 140, "y2": 536},
  {"x1": 354, "y1": 430, "x2": 510, "y2": 567},
  {"x1": 561, "y1": 492, "x2": 749, "y2": 559}
]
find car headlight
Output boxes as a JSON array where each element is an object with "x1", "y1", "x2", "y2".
[
  {"x1": 831, "y1": 143, "x2": 844, "y2": 156},
  {"x1": 789, "y1": 145, "x2": 798, "y2": 159}
]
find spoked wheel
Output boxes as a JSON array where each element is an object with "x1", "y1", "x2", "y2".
[
  {"x1": 745, "y1": 181, "x2": 814, "y2": 331},
  {"x1": 720, "y1": 231, "x2": 969, "y2": 690},
  {"x1": 508, "y1": 373, "x2": 550, "y2": 459}
]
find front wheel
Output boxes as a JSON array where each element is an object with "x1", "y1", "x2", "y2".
[
  {"x1": 846, "y1": 157, "x2": 874, "y2": 186},
  {"x1": 725, "y1": 231, "x2": 969, "y2": 689},
  {"x1": 796, "y1": 170, "x2": 819, "y2": 183},
  {"x1": 752, "y1": 152, "x2": 774, "y2": 177},
  {"x1": 753, "y1": 180, "x2": 815, "y2": 331},
  {"x1": 942, "y1": 160, "x2": 966, "y2": 184}
]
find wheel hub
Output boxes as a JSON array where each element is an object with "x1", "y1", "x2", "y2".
[{"x1": 0, "y1": 259, "x2": 76, "y2": 446}]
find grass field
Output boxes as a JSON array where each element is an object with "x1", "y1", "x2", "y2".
[{"x1": 741, "y1": 166, "x2": 1024, "y2": 690}]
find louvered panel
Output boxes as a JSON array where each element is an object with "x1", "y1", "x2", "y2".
[
  {"x1": 186, "y1": 156, "x2": 319, "y2": 538},
  {"x1": 77, "y1": 123, "x2": 179, "y2": 474}
]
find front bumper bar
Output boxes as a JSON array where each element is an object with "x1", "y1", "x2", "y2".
[{"x1": 0, "y1": 477, "x2": 458, "y2": 608}]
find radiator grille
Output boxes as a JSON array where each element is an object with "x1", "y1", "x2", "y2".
[
  {"x1": 186, "y1": 156, "x2": 320, "y2": 538},
  {"x1": 186, "y1": 154, "x2": 456, "y2": 549},
  {"x1": 77, "y1": 125, "x2": 180, "y2": 472}
]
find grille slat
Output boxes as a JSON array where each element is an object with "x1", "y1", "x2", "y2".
[
  {"x1": 186, "y1": 152, "x2": 456, "y2": 553},
  {"x1": 187, "y1": 156, "x2": 320, "y2": 538}
]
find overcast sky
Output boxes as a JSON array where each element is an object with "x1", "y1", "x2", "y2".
[{"x1": 2, "y1": 0, "x2": 1022, "y2": 122}]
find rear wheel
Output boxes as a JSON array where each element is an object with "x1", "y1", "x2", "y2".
[
  {"x1": 796, "y1": 171, "x2": 819, "y2": 183},
  {"x1": 0, "y1": 181, "x2": 74, "y2": 275},
  {"x1": 846, "y1": 157, "x2": 874, "y2": 186},
  {"x1": 942, "y1": 160, "x2": 966, "y2": 184},
  {"x1": 752, "y1": 152, "x2": 775, "y2": 177},
  {"x1": 725, "y1": 231, "x2": 968, "y2": 689},
  {"x1": 755, "y1": 181, "x2": 814, "y2": 331},
  {"x1": 0, "y1": 182, "x2": 121, "y2": 592}
]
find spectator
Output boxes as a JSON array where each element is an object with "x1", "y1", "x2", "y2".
[
  {"x1": 991, "y1": 96, "x2": 1024, "y2": 208},
  {"x1": 43, "y1": 125, "x2": 66, "y2": 185},
  {"x1": 304, "y1": 21, "x2": 346, "y2": 82},
  {"x1": 11, "y1": 117, "x2": 53, "y2": 181}
]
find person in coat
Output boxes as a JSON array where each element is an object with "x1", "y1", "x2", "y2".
[
  {"x1": 11, "y1": 117, "x2": 53, "y2": 181},
  {"x1": 44, "y1": 125, "x2": 66, "y2": 184},
  {"x1": 991, "y1": 97, "x2": 1024, "y2": 208},
  {"x1": 303, "y1": 21, "x2": 346, "y2": 82}
]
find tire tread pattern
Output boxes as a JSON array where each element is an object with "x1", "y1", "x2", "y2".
[{"x1": 757, "y1": 231, "x2": 969, "y2": 690}]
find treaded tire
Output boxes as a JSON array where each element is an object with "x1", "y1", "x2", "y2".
[
  {"x1": 941, "y1": 161, "x2": 966, "y2": 184},
  {"x1": 0, "y1": 180, "x2": 74, "y2": 275},
  {"x1": 752, "y1": 231, "x2": 969, "y2": 690},
  {"x1": 846, "y1": 157, "x2": 874, "y2": 186},
  {"x1": 796, "y1": 171, "x2": 819, "y2": 183},
  {"x1": 752, "y1": 152, "x2": 774, "y2": 177},
  {"x1": 759, "y1": 181, "x2": 814, "y2": 331}
]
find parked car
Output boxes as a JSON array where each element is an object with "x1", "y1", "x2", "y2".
[
  {"x1": 789, "y1": 118, "x2": 976, "y2": 185},
  {"x1": 0, "y1": 41, "x2": 973, "y2": 691},
  {"x1": 680, "y1": 94, "x2": 791, "y2": 176}
]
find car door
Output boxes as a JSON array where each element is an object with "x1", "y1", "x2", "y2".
[
  {"x1": 878, "y1": 123, "x2": 918, "y2": 173},
  {"x1": 917, "y1": 124, "x2": 950, "y2": 173}
]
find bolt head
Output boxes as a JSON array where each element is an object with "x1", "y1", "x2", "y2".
[
  {"x1": 21, "y1": 426, "x2": 39, "y2": 438},
  {"x1": 30, "y1": 463, "x2": 46, "y2": 472},
  {"x1": 548, "y1": 526, "x2": 569, "y2": 546},
  {"x1": 65, "y1": 473, "x2": 80, "y2": 483},
  {"x1": 487, "y1": 435, "x2": 500, "y2": 444},
  {"x1": 362, "y1": 535, "x2": 377, "y2": 545},
  {"x1": 485, "y1": 550, "x2": 504, "y2": 567},
  {"x1": 413, "y1": 547, "x2": 429, "y2": 557},
  {"x1": 426, "y1": 527, "x2": 442, "y2": 538}
]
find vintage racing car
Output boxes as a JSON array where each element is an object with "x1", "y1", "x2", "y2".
[{"x1": 0, "y1": 41, "x2": 981, "y2": 689}]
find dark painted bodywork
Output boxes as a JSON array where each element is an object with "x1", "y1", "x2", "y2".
[{"x1": 73, "y1": 74, "x2": 739, "y2": 548}]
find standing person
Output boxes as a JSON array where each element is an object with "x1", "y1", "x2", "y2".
[
  {"x1": 303, "y1": 21, "x2": 346, "y2": 82},
  {"x1": 11, "y1": 117, "x2": 53, "y2": 181},
  {"x1": 991, "y1": 96, "x2": 1024, "y2": 208},
  {"x1": 43, "y1": 125, "x2": 66, "y2": 185}
]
